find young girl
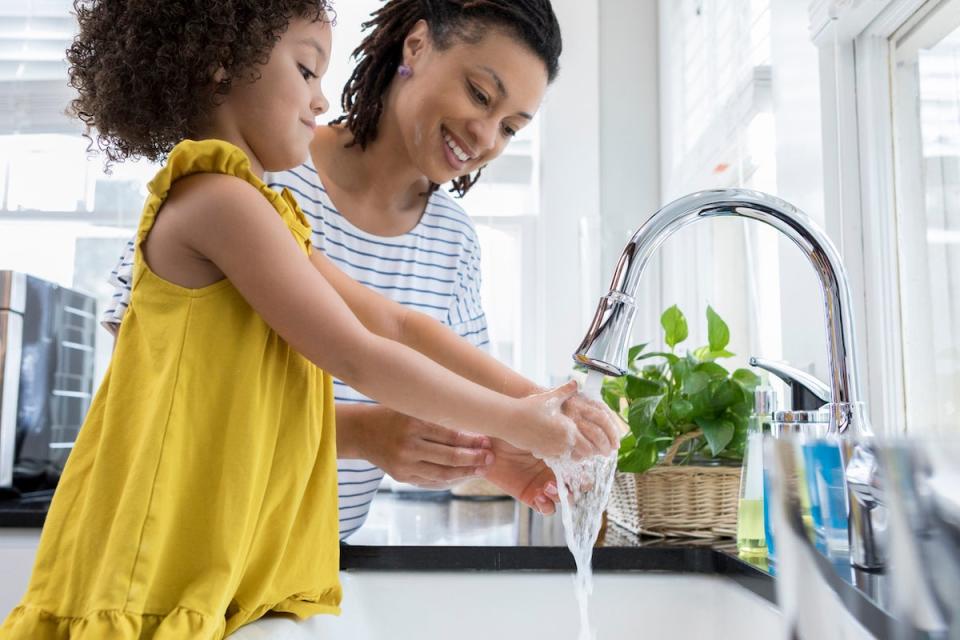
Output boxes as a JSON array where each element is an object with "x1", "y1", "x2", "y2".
[
  {"x1": 102, "y1": 0, "x2": 569, "y2": 537},
  {"x1": 1, "y1": 1, "x2": 617, "y2": 638}
]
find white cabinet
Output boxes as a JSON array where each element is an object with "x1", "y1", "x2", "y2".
[{"x1": 0, "y1": 529, "x2": 40, "y2": 619}]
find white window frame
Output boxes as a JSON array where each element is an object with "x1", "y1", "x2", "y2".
[{"x1": 809, "y1": 0, "x2": 936, "y2": 433}]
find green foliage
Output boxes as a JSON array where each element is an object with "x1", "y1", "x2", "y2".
[{"x1": 607, "y1": 306, "x2": 761, "y2": 474}]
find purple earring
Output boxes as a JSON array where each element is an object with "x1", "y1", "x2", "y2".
[{"x1": 398, "y1": 64, "x2": 413, "y2": 78}]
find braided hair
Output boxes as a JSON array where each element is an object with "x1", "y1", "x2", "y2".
[{"x1": 332, "y1": 0, "x2": 561, "y2": 197}]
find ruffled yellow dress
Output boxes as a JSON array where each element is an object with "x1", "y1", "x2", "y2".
[{"x1": 0, "y1": 139, "x2": 341, "y2": 639}]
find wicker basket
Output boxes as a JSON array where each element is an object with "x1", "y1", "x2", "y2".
[{"x1": 606, "y1": 430, "x2": 741, "y2": 538}]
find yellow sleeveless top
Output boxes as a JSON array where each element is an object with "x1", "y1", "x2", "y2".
[{"x1": 1, "y1": 140, "x2": 341, "y2": 639}]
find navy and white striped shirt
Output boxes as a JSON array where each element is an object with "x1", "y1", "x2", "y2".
[{"x1": 103, "y1": 156, "x2": 490, "y2": 540}]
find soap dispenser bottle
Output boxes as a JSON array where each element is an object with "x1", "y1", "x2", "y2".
[{"x1": 736, "y1": 384, "x2": 777, "y2": 556}]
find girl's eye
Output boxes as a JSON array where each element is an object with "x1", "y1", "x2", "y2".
[
  {"x1": 469, "y1": 82, "x2": 490, "y2": 107},
  {"x1": 502, "y1": 124, "x2": 517, "y2": 138},
  {"x1": 299, "y1": 63, "x2": 317, "y2": 81}
]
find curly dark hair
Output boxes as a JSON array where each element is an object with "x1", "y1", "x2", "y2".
[
  {"x1": 333, "y1": 0, "x2": 562, "y2": 198},
  {"x1": 66, "y1": 0, "x2": 334, "y2": 165}
]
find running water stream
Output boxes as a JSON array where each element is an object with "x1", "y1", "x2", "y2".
[{"x1": 545, "y1": 371, "x2": 618, "y2": 640}]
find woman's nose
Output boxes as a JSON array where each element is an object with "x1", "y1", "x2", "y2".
[
  {"x1": 312, "y1": 90, "x2": 329, "y2": 116},
  {"x1": 466, "y1": 118, "x2": 498, "y2": 154}
]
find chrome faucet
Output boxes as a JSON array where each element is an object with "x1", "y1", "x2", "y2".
[{"x1": 573, "y1": 188, "x2": 885, "y2": 569}]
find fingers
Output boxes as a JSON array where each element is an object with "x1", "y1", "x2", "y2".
[
  {"x1": 533, "y1": 494, "x2": 556, "y2": 515},
  {"x1": 562, "y1": 394, "x2": 623, "y2": 456},
  {"x1": 549, "y1": 379, "x2": 580, "y2": 402},
  {"x1": 531, "y1": 480, "x2": 561, "y2": 515},
  {"x1": 579, "y1": 400, "x2": 621, "y2": 450},
  {"x1": 406, "y1": 476, "x2": 462, "y2": 491},
  {"x1": 418, "y1": 440, "x2": 494, "y2": 469},
  {"x1": 403, "y1": 461, "x2": 485, "y2": 489},
  {"x1": 420, "y1": 422, "x2": 491, "y2": 450}
]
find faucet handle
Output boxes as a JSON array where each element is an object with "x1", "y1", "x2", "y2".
[{"x1": 749, "y1": 357, "x2": 831, "y2": 411}]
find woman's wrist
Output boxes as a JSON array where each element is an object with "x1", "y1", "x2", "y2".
[{"x1": 335, "y1": 403, "x2": 384, "y2": 459}]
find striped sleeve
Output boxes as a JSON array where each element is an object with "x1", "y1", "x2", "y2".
[
  {"x1": 102, "y1": 238, "x2": 136, "y2": 333},
  {"x1": 447, "y1": 224, "x2": 490, "y2": 351}
]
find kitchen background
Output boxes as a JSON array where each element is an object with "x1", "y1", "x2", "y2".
[{"x1": 0, "y1": 0, "x2": 957, "y2": 436}]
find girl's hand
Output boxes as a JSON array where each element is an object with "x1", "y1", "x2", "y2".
[
  {"x1": 560, "y1": 391, "x2": 625, "y2": 459},
  {"x1": 509, "y1": 380, "x2": 619, "y2": 460}
]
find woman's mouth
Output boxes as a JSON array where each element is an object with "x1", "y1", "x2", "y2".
[{"x1": 442, "y1": 127, "x2": 474, "y2": 170}]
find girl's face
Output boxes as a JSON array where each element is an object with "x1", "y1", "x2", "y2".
[
  {"x1": 391, "y1": 22, "x2": 549, "y2": 185},
  {"x1": 217, "y1": 17, "x2": 332, "y2": 173}
]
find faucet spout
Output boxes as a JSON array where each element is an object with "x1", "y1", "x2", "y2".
[{"x1": 575, "y1": 188, "x2": 883, "y2": 569}]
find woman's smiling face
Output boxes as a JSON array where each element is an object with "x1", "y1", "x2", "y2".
[{"x1": 389, "y1": 21, "x2": 549, "y2": 185}]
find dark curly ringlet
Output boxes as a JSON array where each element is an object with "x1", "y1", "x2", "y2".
[
  {"x1": 334, "y1": 0, "x2": 562, "y2": 198},
  {"x1": 66, "y1": 0, "x2": 334, "y2": 165}
]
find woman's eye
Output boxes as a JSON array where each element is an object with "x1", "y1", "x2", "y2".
[
  {"x1": 299, "y1": 63, "x2": 317, "y2": 81},
  {"x1": 502, "y1": 125, "x2": 517, "y2": 138},
  {"x1": 469, "y1": 83, "x2": 490, "y2": 107}
]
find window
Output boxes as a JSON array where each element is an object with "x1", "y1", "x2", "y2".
[
  {"x1": 657, "y1": 0, "x2": 785, "y2": 370},
  {"x1": 0, "y1": 1, "x2": 154, "y2": 383},
  {"x1": 890, "y1": 0, "x2": 960, "y2": 432}
]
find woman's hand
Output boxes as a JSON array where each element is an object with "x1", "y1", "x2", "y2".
[
  {"x1": 483, "y1": 438, "x2": 560, "y2": 514},
  {"x1": 506, "y1": 380, "x2": 621, "y2": 460},
  {"x1": 338, "y1": 405, "x2": 494, "y2": 488}
]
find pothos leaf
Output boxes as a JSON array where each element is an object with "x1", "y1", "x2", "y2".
[
  {"x1": 706, "y1": 305, "x2": 730, "y2": 352},
  {"x1": 627, "y1": 343, "x2": 648, "y2": 371},
  {"x1": 694, "y1": 416, "x2": 735, "y2": 456},
  {"x1": 661, "y1": 305, "x2": 688, "y2": 349},
  {"x1": 617, "y1": 436, "x2": 659, "y2": 473}
]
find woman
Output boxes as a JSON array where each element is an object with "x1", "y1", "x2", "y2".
[{"x1": 105, "y1": 0, "x2": 570, "y2": 539}]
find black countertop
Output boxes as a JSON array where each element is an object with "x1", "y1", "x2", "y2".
[{"x1": 1, "y1": 489, "x2": 896, "y2": 637}]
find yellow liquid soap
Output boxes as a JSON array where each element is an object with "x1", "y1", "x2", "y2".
[{"x1": 736, "y1": 498, "x2": 766, "y2": 556}]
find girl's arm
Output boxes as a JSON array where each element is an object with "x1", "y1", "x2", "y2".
[
  {"x1": 309, "y1": 251, "x2": 535, "y2": 397},
  {"x1": 152, "y1": 173, "x2": 605, "y2": 459},
  {"x1": 309, "y1": 249, "x2": 620, "y2": 452}
]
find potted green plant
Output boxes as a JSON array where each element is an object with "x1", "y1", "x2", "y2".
[{"x1": 601, "y1": 305, "x2": 761, "y2": 538}]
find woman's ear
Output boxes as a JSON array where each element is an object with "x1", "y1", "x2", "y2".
[
  {"x1": 213, "y1": 66, "x2": 229, "y2": 85},
  {"x1": 402, "y1": 19, "x2": 431, "y2": 68}
]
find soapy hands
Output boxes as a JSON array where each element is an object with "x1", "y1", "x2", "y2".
[
  {"x1": 503, "y1": 380, "x2": 621, "y2": 460},
  {"x1": 560, "y1": 385, "x2": 626, "y2": 458},
  {"x1": 507, "y1": 380, "x2": 623, "y2": 460}
]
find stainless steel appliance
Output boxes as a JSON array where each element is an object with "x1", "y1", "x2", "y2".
[{"x1": 0, "y1": 271, "x2": 97, "y2": 490}]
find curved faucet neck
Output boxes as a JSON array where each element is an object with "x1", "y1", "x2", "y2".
[{"x1": 578, "y1": 188, "x2": 864, "y2": 432}]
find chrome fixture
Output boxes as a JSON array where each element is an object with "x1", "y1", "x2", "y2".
[
  {"x1": 749, "y1": 357, "x2": 830, "y2": 412},
  {"x1": 573, "y1": 188, "x2": 884, "y2": 569}
]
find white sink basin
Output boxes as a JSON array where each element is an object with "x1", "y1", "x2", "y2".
[{"x1": 232, "y1": 571, "x2": 781, "y2": 639}]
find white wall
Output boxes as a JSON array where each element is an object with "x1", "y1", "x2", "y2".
[
  {"x1": 599, "y1": 0, "x2": 662, "y2": 346},
  {"x1": 539, "y1": 0, "x2": 602, "y2": 382},
  {"x1": 538, "y1": 0, "x2": 661, "y2": 384},
  {"x1": 771, "y1": 0, "x2": 829, "y2": 382}
]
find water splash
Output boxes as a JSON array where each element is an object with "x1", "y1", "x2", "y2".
[{"x1": 546, "y1": 370, "x2": 617, "y2": 640}]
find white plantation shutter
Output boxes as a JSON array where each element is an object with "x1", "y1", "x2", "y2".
[
  {"x1": 0, "y1": 0, "x2": 77, "y2": 134},
  {"x1": 656, "y1": 0, "x2": 780, "y2": 371},
  {"x1": 661, "y1": 0, "x2": 772, "y2": 199}
]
